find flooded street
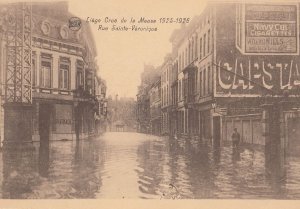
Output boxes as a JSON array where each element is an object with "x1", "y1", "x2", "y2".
[{"x1": 0, "y1": 132, "x2": 300, "y2": 199}]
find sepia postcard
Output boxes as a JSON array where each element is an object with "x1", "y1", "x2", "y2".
[{"x1": 0, "y1": 0, "x2": 300, "y2": 208}]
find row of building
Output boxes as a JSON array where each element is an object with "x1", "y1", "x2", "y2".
[
  {"x1": 137, "y1": 2, "x2": 300, "y2": 151},
  {"x1": 0, "y1": 2, "x2": 108, "y2": 146}
]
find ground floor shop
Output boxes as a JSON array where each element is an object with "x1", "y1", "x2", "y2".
[
  {"x1": 175, "y1": 104, "x2": 212, "y2": 141},
  {"x1": 32, "y1": 99, "x2": 97, "y2": 142},
  {"x1": 168, "y1": 98, "x2": 300, "y2": 152},
  {"x1": 151, "y1": 117, "x2": 161, "y2": 135},
  {"x1": 161, "y1": 108, "x2": 170, "y2": 135}
]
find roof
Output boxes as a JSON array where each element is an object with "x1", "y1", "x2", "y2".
[{"x1": 31, "y1": 1, "x2": 97, "y2": 56}]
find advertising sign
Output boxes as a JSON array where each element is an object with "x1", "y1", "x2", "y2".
[
  {"x1": 216, "y1": 3, "x2": 300, "y2": 97},
  {"x1": 215, "y1": 57, "x2": 300, "y2": 96},
  {"x1": 245, "y1": 4, "x2": 298, "y2": 54}
]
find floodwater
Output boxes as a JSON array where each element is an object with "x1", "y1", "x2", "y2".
[{"x1": 0, "y1": 132, "x2": 300, "y2": 199}]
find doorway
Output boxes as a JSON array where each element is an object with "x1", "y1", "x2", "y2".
[
  {"x1": 39, "y1": 104, "x2": 52, "y2": 142},
  {"x1": 213, "y1": 116, "x2": 221, "y2": 147}
]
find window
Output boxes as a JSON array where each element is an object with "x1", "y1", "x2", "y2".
[
  {"x1": 203, "y1": 68, "x2": 206, "y2": 95},
  {"x1": 200, "y1": 38, "x2": 202, "y2": 59},
  {"x1": 195, "y1": 35, "x2": 198, "y2": 58},
  {"x1": 191, "y1": 38, "x2": 194, "y2": 61},
  {"x1": 86, "y1": 71, "x2": 93, "y2": 94},
  {"x1": 236, "y1": 5, "x2": 242, "y2": 48},
  {"x1": 32, "y1": 52, "x2": 36, "y2": 87},
  {"x1": 188, "y1": 42, "x2": 191, "y2": 64},
  {"x1": 59, "y1": 57, "x2": 70, "y2": 89},
  {"x1": 1, "y1": 48, "x2": 5, "y2": 84},
  {"x1": 76, "y1": 60, "x2": 84, "y2": 89},
  {"x1": 179, "y1": 55, "x2": 181, "y2": 72},
  {"x1": 208, "y1": 29, "x2": 210, "y2": 54},
  {"x1": 203, "y1": 34, "x2": 206, "y2": 57},
  {"x1": 165, "y1": 71, "x2": 167, "y2": 82},
  {"x1": 200, "y1": 70, "x2": 203, "y2": 97},
  {"x1": 40, "y1": 54, "x2": 52, "y2": 88},
  {"x1": 181, "y1": 52, "x2": 184, "y2": 70},
  {"x1": 207, "y1": 65, "x2": 211, "y2": 94},
  {"x1": 195, "y1": 69, "x2": 198, "y2": 93},
  {"x1": 179, "y1": 80, "x2": 181, "y2": 100},
  {"x1": 167, "y1": 68, "x2": 169, "y2": 81},
  {"x1": 185, "y1": 48, "x2": 188, "y2": 67},
  {"x1": 167, "y1": 86, "x2": 169, "y2": 105}
]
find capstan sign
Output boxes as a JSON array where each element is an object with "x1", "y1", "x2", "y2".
[{"x1": 215, "y1": 58, "x2": 300, "y2": 96}]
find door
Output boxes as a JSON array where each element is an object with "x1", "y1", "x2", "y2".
[
  {"x1": 288, "y1": 117, "x2": 300, "y2": 156},
  {"x1": 39, "y1": 104, "x2": 52, "y2": 142},
  {"x1": 213, "y1": 116, "x2": 221, "y2": 147}
]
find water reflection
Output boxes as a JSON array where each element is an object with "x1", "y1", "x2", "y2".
[
  {"x1": 0, "y1": 132, "x2": 300, "y2": 199},
  {"x1": 2, "y1": 145, "x2": 38, "y2": 198},
  {"x1": 39, "y1": 140, "x2": 50, "y2": 177},
  {"x1": 71, "y1": 139, "x2": 104, "y2": 198}
]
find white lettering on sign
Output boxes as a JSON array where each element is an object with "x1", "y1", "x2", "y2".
[{"x1": 217, "y1": 59, "x2": 300, "y2": 93}]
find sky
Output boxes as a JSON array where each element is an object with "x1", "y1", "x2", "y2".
[{"x1": 68, "y1": 0, "x2": 207, "y2": 98}]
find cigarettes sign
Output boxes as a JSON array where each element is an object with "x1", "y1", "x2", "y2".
[{"x1": 245, "y1": 4, "x2": 298, "y2": 54}]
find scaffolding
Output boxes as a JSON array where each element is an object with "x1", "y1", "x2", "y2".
[{"x1": 4, "y1": 2, "x2": 32, "y2": 104}]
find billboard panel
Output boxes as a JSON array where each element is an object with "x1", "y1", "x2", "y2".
[
  {"x1": 245, "y1": 4, "x2": 298, "y2": 54},
  {"x1": 215, "y1": 3, "x2": 300, "y2": 97}
]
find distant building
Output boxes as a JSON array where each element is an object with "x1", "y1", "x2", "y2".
[
  {"x1": 136, "y1": 64, "x2": 160, "y2": 134},
  {"x1": 95, "y1": 76, "x2": 108, "y2": 134},
  {"x1": 107, "y1": 96, "x2": 137, "y2": 132}
]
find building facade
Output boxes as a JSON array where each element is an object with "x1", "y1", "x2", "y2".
[
  {"x1": 31, "y1": 2, "x2": 101, "y2": 142},
  {"x1": 136, "y1": 65, "x2": 160, "y2": 134},
  {"x1": 0, "y1": 2, "x2": 107, "y2": 145},
  {"x1": 95, "y1": 76, "x2": 108, "y2": 134},
  {"x1": 161, "y1": 55, "x2": 172, "y2": 135},
  {"x1": 137, "y1": 2, "x2": 300, "y2": 153},
  {"x1": 150, "y1": 78, "x2": 161, "y2": 135}
]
